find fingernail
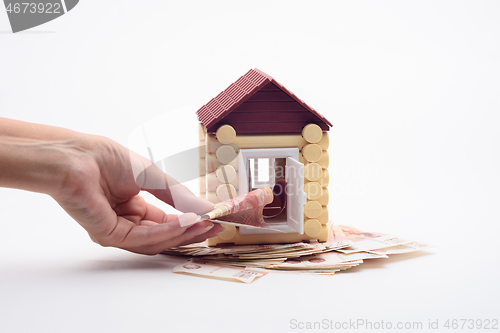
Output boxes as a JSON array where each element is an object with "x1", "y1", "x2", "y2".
[
  {"x1": 196, "y1": 224, "x2": 214, "y2": 235},
  {"x1": 178, "y1": 213, "x2": 199, "y2": 227}
]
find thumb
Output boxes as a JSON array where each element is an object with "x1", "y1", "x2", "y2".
[
  {"x1": 150, "y1": 175, "x2": 214, "y2": 215},
  {"x1": 129, "y1": 150, "x2": 214, "y2": 214}
]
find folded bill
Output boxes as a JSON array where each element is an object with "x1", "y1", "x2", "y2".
[{"x1": 198, "y1": 186, "x2": 274, "y2": 228}]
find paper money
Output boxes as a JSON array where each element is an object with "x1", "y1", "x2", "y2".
[
  {"x1": 270, "y1": 259, "x2": 364, "y2": 271},
  {"x1": 166, "y1": 240, "x2": 355, "y2": 272},
  {"x1": 173, "y1": 259, "x2": 267, "y2": 283},
  {"x1": 337, "y1": 225, "x2": 387, "y2": 242},
  {"x1": 165, "y1": 224, "x2": 433, "y2": 280},
  {"x1": 367, "y1": 241, "x2": 434, "y2": 255},
  {"x1": 336, "y1": 235, "x2": 411, "y2": 254},
  {"x1": 303, "y1": 251, "x2": 388, "y2": 266},
  {"x1": 166, "y1": 240, "x2": 349, "y2": 258},
  {"x1": 269, "y1": 251, "x2": 387, "y2": 270},
  {"x1": 164, "y1": 241, "x2": 308, "y2": 257},
  {"x1": 332, "y1": 225, "x2": 415, "y2": 254},
  {"x1": 199, "y1": 186, "x2": 274, "y2": 228}
]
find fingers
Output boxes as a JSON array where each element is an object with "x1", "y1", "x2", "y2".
[
  {"x1": 128, "y1": 151, "x2": 166, "y2": 191},
  {"x1": 121, "y1": 220, "x2": 217, "y2": 255},
  {"x1": 132, "y1": 157, "x2": 214, "y2": 215},
  {"x1": 113, "y1": 196, "x2": 191, "y2": 226},
  {"x1": 136, "y1": 220, "x2": 224, "y2": 254},
  {"x1": 143, "y1": 201, "x2": 171, "y2": 223},
  {"x1": 148, "y1": 174, "x2": 214, "y2": 215},
  {"x1": 114, "y1": 195, "x2": 187, "y2": 225},
  {"x1": 91, "y1": 211, "x2": 221, "y2": 255},
  {"x1": 113, "y1": 196, "x2": 147, "y2": 219},
  {"x1": 119, "y1": 213, "x2": 199, "y2": 248},
  {"x1": 169, "y1": 187, "x2": 215, "y2": 215},
  {"x1": 177, "y1": 223, "x2": 224, "y2": 246}
]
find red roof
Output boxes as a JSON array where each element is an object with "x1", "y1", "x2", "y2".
[{"x1": 196, "y1": 68, "x2": 332, "y2": 133}]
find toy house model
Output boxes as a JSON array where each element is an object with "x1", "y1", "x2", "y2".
[{"x1": 197, "y1": 68, "x2": 332, "y2": 246}]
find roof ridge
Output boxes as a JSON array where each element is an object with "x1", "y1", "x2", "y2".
[{"x1": 196, "y1": 69, "x2": 332, "y2": 130}]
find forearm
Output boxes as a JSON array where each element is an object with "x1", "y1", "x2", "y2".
[
  {"x1": 0, "y1": 118, "x2": 89, "y2": 196},
  {"x1": 0, "y1": 136, "x2": 69, "y2": 195},
  {"x1": 0, "y1": 117, "x2": 82, "y2": 141}
]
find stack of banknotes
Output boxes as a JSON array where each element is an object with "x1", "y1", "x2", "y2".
[{"x1": 165, "y1": 224, "x2": 433, "y2": 283}]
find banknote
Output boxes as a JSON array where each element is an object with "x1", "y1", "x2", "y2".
[
  {"x1": 336, "y1": 235, "x2": 411, "y2": 254},
  {"x1": 250, "y1": 266, "x2": 342, "y2": 276},
  {"x1": 326, "y1": 223, "x2": 347, "y2": 242},
  {"x1": 337, "y1": 225, "x2": 387, "y2": 242},
  {"x1": 164, "y1": 241, "x2": 313, "y2": 257},
  {"x1": 166, "y1": 224, "x2": 431, "y2": 279},
  {"x1": 367, "y1": 241, "x2": 434, "y2": 254},
  {"x1": 198, "y1": 186, "x2": 274, "y2": 228},
  {"x1": 204, "y1": 259, "x2": 287, "y2": 269},
  {"x1": 173, "y1": 259, "x2": 267, "y2": 283},
  {"x1": 208, "y1": 219, "x2": 283, "y2": 232},
  {"x1": 163, "y1": 239, "x2": 351, "y2": 257},
  {"x1": 270, "y1": 251, "x2": 387, "y2": 270},
  {"x1": 303, "y1": 251, "x2": 388, "y2": 266},
  {"x1": 197, "y1": 243, "x2": 385, "y2": 271},
  {"x1": 270, "y1": 259, "x2": 364, "y2": 271},
  {"x1": 168, "y1": 242, "x2": 352, "y2": 270}
]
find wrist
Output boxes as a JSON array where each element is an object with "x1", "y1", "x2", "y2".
[{"x1": 0, "y1": 135, "x2": 94, "y2": 197}]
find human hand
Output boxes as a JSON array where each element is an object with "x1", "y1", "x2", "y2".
[
  {"x1": 50, "y1": 134, "x2": 223, "y2": 255},
  {"x1": 0, "y1": 117, "x2": 222, "y2": 255}
]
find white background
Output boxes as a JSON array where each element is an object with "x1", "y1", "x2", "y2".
[{"x1": 1, "y1": 1, "x2": 499, "y2": 332}]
